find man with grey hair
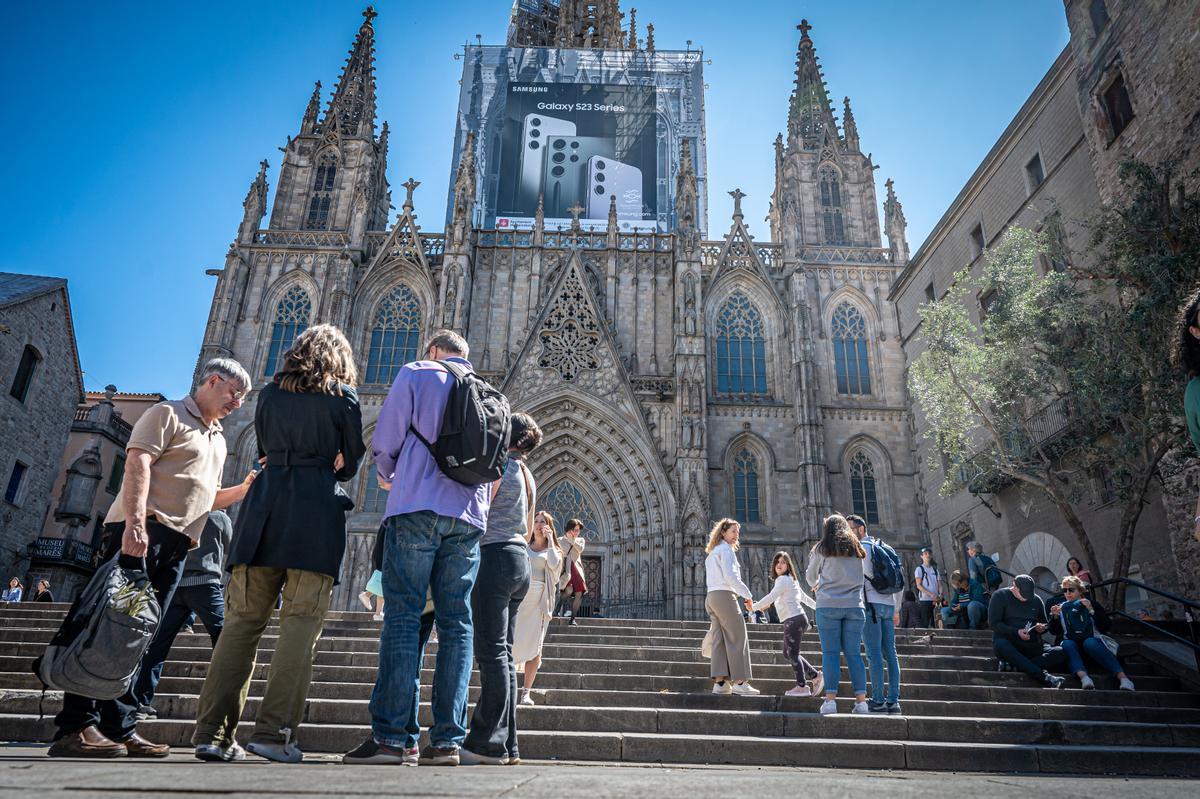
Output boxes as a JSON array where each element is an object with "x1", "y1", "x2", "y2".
[
  {"x1": 49, "y1": 358, "x2": 258, "y2": 758},
  {"x1": 966, "y1": 541, "x2": 999, "y2": 598}
]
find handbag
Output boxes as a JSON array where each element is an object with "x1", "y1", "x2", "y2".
[
  {"x1": 701, "y1": 621, "x2": 718, "y2": 659},
  {"x1": 1097, "y1": 633, "x2": 1119, "y2": 656}
]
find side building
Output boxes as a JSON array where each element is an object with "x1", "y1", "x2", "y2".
[
  {"x1": 890, "y1": 42, "x2": 1183, "y2": 606},
  {"x1": 0, "y1": 273, "x2": 84, "y2": 590}
]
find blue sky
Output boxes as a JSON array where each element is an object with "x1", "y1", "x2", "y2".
[{"x1": 0, "y1": 1, "x2": 1069, "y2": 398}]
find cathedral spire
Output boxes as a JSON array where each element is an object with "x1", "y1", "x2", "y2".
[
  {"x1": 555, "y1": 1, "x2": 626, "y2": 49},
  {"x1": 239, "y1": 159, "x2": 269, "y2": 243},
  {"x1": 787, "y1": 19, "x2": 838, "y2": 148},
  {"x1": 645, "y1": 22, "x2": 655, "y2": 53},
  {"x1": 627, "y1": 8, "x2": 638, "y2": 50},
  {"x1": 449, "y1": 132, "x2": 477, "y2": 249},
  {"x1": 302, "y1": 81, "x2": 322, "y2": 135},
  {"x1": 884, "y1": 178, "x2": 909, "y2": 263},
  {"x1": 324, "y1": 6, "x2": 378, "y2": 138},
  {"x1": 842, "y1": 96, "x2": 859, "y2": 151}
]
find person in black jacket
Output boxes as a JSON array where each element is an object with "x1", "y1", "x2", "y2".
[
  {"x1": 32, "y1": 580, "x2": 54, "y2": 603},
  {"x1": 192, "y1": 324, "x2": 365, "y2": 764},
  {"x1": 988, "y1": 574, "x2": 1069, "y2": 688}
]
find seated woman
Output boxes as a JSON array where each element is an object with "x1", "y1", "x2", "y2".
[
  {"x1": 1048, "y1": 575, "x2": 1134, "y2": 691},
  {"x1": 940, "y1": 570, "x2": 986, "y2": 630}
]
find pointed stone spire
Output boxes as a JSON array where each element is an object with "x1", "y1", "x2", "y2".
[
  {"x1": 884, "y1": 178, "x2": 909, "y2": 264},
  {"x1": 608, "y1": 194, "x2": 619, "y2": 229},
  {"x1": 627, "y1": 8, "x2": 638, "y2": 49},
  {"x1": 842, "y1": 96, "x2": 860, "y2": 151},
  {"x1": 675, "y1": 138, "x2": 699, "y2": 248},
  {"x1": 645, "y1": 22, "x2": 655, "y2": 53},
  {"x1": 239, "y1": 159, "x2": 269, "y2": 243},
  {"x1": 449, "y1": 132, "x2": 477, "y2": 248},
  {"x1": 324, "y1": 6, "x2": 378, "y2": 138},
  {"x1": 302, "y1": 80, "x2": 322, "y2": 135},
  {"x1": 555, "y1": 0, "x2": 625, "y2": 48},
  {"x1": 379, "y1": 120, "x2": 390, "y2": 154},
  {"x1": 787, "y1": 19, "x2": 837, "y2": 147}
]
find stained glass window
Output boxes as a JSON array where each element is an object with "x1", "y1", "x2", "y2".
[
  {"x1": 819, "y1": 166, "x2": 846, "y2": 245},
  {"x1": 263, "y1": 286, "x2": 311, "y2": 377},
  {"x1": 541, "y1": 480, "x2": 599, "y2": 540},
  {"x1": 305, "y1": 153, "x2": 337, "y2": 230},
  {"x1": 714, "y1": 293, "x2": 768, "y2": 395},
  {"x1": 365, "y1": 285, "x2": 422, "y2": 384},
  {"x1": 733, "y1": 447, "x2": 762, "y2": 523},
  {"x1": 850, "y1": 451, "x2": 880, "y2": 524},
  {"x1": 361, "y1": 459, "x2": 388, "y2": 514},
  {"x1": 832, "y1": 302, "x2": 871, "y2": 395}
]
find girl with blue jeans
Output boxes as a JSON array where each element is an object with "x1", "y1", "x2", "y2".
[{"x1": 805, "y1": 513, "x2": 870, "y2": 715}]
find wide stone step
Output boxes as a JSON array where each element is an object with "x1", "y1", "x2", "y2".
[{"x1": 2, "y1": 713, "x2": 1198, "y2": 776}]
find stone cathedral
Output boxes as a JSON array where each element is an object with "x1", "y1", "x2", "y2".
[{"x1": 198, "y1": 4, "x2": 921, "y2": 617}]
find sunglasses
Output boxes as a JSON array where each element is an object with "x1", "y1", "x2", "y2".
[{"x1": 1063, "y1": 587, "x2": 1081, "y2": 594}]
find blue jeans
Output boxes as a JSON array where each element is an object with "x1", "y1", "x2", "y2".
[
  {"x1": 814, "y1": 606, "x2": 867, "y2": 697},
  {"x1": 369, "y1": 511, "x2": 483, "y2": 750},
  {"x1": 1061, "y1": 636, "x2": 1124, "y2": 676},
  {"x1": 940, "y1": 600, "x2": 985, "y2": 629},
  {"x1": 133, "y1": 582, "x2": 225, "y2": 709},
  {"x1": 863, "y1": 602, "x2": 900, "y2": 704}
]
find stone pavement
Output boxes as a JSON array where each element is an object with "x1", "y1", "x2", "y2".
[
  {"x1": 0, "y1": 747, "x2": 1190, "y2": 799},
  {"x1": 3, "y1": 605, "x2": 1200, "y2": 776}
]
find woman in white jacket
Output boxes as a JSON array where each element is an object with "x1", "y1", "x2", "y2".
[
  {"x1": 512, "y1": 510, "x2": 564, "y2": 705},
  {"x1": 749, "y1": 551, "x2": 820, "y2": 697},
  {"x1": 704, "y1": 518, "x2": 760, "y2": 696}
]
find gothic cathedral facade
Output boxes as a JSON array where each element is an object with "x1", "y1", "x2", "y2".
[{"x1": 197, "y1": 7, "x2": 922, "y2": 616}]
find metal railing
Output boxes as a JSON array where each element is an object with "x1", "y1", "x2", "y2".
[{"x1": 994, "y1": 565, "x2": 1200, "y2": 672}]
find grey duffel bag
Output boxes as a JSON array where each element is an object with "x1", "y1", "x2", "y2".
[{"x1": 34, "y1": 554, "x2": 161, "y2": 700}]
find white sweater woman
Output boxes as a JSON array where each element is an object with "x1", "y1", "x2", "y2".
[{"x1": 702, "y1": 520, "x2": 759, "y2": 695}]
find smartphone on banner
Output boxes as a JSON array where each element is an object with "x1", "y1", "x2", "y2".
[
  {"x1": 585, "y1": 155, "x2": 643, "y2": 220},
  {"x1": 542, "y1": 135, "x2": 614, "y2": 219},
  {"x1": 519, "y1": 113, "x2": 576, "y2": 210}
]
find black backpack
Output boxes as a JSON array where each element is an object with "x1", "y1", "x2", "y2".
[
  {"x1": 977, "y1": 554, "x2": 1003, "y2": 592},
  {"x1": 411, "y1": 360, "x2": 511, "y2": 485}
]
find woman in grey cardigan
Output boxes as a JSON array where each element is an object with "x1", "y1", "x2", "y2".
[{"x1": 806, "y1": 513, "x2": 871, "y2": 716}]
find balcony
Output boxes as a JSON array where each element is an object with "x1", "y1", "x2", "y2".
[
  {"x1": 30, "y1": 537, "x2": 97, "y2": 573},
  {"x1": 956, "y1": 397, "x2": 1075, "y2": 493},
  {"x1": 72, "y1": 407, "x2": 133, "y2": 445}
]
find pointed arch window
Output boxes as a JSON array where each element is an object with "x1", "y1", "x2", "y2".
[
  {"x1": 832, "y1": 302, "x2": 871, "y2": 395},
  {"x1": 263, "y1": 286, "x2": 312, "y2": 377},
  {"x1": 360, "y1": 459, "x2": 388, "y2": 514},
  {"x1": 542, "y1": 480, "x2": 599, "y2": 540},
  {"x1": 819, "y1": 166, "x2": 846, "y2": 245},
  {"x1": 849, "y1": 451, "x2": 880, "y2": 524},
  {"x1": 714, "y1": 293, "x2": 768, "y2": 396},
  {"x1": 305, "y1": 153, "x2": 338, "y2": 230},
  {"x1": 365, "y1": 285, "x2": 422, "y2": 385},
  {"x1": 733, "y1": 447, "x2": 762, "y2": 523}
]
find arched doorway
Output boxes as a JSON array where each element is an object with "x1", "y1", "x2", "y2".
[{"x1": 540, "y1": 479, "x2": 603, "y2": 616}]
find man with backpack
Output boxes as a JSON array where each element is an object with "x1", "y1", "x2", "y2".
[
  {"x1": 967, "y1": 542, "x2": 1002, "y2": 594},
  {"x1": 46, "y1": 359, "x2": 254, "y2": 758},
  {"x1": 345, "y1": 330, "x2": 510, "y2": 767},
  {"x1": 849, "y1": 515, "x2": 903, "y2": 714}
]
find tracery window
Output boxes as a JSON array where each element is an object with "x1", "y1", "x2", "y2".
[
  {"x1": 819, "y1": 166, "x2": 846, "y2": 245},
  {"x1": 849, "y1": 451, "x2": 880, "y2": 524},
  {"x1": 714, "y1": 293, "x2": 768, "y2": 395},
  {"x1": 541, "y1": 480, "x2": 599, "y2": 540},
  {"x1": 361, "y1": 459, "x2": 388, "y2": 514},
  {"x1": 733, "y1": 447, "x2": 762, "y2": 523},
  {"x1": 263, "y1": 286, "x2": 311, "y2": 377},
  {"x1": 831, "y1": 302, "x2": 871, "y2": 395},
  {"x1": 305, "y1": 153, "x2": 337, "y2": 230},
  {"x1": 365, "y1": 285, "x2": 422, "y2": 385},
  {"x1": 538, "y1": 269, "x2": 600, "y2": 381}
]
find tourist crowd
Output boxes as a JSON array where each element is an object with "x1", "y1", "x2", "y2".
[{"x1": 29, "y1": 324, "x2": 1143, "y2": 766}]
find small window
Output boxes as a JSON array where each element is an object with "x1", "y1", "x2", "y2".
[
  {"x1": 9, "y1": 345, "x2": 40, "y2": 402},
  {"x1": 1102, "y1": 74, "x2": 1134, "y2": 140},
  {"x1": 4, "y1": 461, "x2": 27, "y2": 504},
  {"x1": 1089, "y1": 0, "x2": 1109, "y2": 36},
  {"x1": 1025, "y1": 154, "x2": 1044, "y2": 192},
  {"x1": 979, "y1": 288, "x2": 998, "y2": 321},
  {"x1": 969, "y1": 224, "x2": 985, "y2": 257},
  {"x1": 924, "y1": 282, "x2": 936, "y2": 303},
  {"x1": 106, "y1": 453, "x2": 125, "y2": 495}
]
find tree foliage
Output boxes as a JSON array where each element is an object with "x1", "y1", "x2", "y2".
[{"x1": 910, "y1": 163, "x2": 1200, "y2": 608}]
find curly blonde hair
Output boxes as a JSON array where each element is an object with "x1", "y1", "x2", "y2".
[
  {"x1": 705, "y1": 518, "x2": 739, "y2": 553},
  {"x1": 1060, "y1": 575, "x2": 1085, "y2": 592},
  {"x1": 274, "y1": 324, "x2": 358, "y2": 395}
]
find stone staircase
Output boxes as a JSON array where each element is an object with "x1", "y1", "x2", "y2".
[{"x1": 1, "y1": 604, "x2": 1198, "y2": 775}]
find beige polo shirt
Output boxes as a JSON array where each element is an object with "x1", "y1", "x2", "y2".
[{"x1": 105, "y1": 396, "x2": 227, "y2": 545}]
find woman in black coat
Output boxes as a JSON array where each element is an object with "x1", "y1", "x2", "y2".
[{"x1": 192, "y1": 323, "x2": 364, "y2": 764}]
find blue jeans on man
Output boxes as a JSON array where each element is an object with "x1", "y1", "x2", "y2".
[
  {"x1": 863, "y1": 602, "x2": 900, "y2": 705},
  {"x1": 369, "y1": 511, "x2": 483, "y2": 750},
  {"x1": 814, "y1": 606, "x2": 867, "y2": 696},
  {"x1": 133, "y1": 582, "x2": 225, "y2": 710},
  {"x1": 1060, "y1": 636, "x2": 1123, "y2": 676},
  {"x1": 940, "y1": 600, "x2": 985, "y2": 630}
]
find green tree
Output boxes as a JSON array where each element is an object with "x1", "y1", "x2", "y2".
[{"x1": 910, "y1": 163, "x2": 1200, "y2": 608}]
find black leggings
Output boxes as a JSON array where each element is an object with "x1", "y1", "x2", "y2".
[{"x1": 782, "y1": 613, "x2": 819, "y2": 684}]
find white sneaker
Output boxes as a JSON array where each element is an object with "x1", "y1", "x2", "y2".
[
  {"x1": 247, "y1": 728, "x2": 303, "y2": 763},
  {"x1": 819, "y1": 699, "x2": 838, "y2": 715},
  {"x1": 195, "y1": 741, "x2": 246, "y2": 762},
  {"x1": 852, "y1": 701, "x2": 870, "y2": 715},
  {"x1": 785, "y1": 685, "x2": 812, "y2": 697},
  {"x1": 711, "y1": 682, "x2": 732, "y2": 695},
  {"x1": 373, "y1": 612, "x2": 385, "y2": 622},
  {"x1": 1079, "y1": 674, "x2": 1096, "y2": 690},
  {"x1": 1119, "y1": 677, "x2": 1136, "y2": 692},
  {"x1": 518, "y1": 690, "x2": 535, "y2": 706},
  {"x1": 357, "y1": 591, "x2": 374, "y2": 611},
  {"x1": 731, "y1": 682, "x2": 761, "y2": 696},
  {"x1": 808, "y1": 674, "x2": 824, "y2": 696}
]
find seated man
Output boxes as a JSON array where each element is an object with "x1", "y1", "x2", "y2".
[
  {"x1": 1048, "y1": 575, "x2": 1135, "y2": 691},
  {"x1": 988, "y1": 574, "x2": 1068, "y2": 688},
  {"x1": 940, "y1": 570, "x2": 986, "y2": 630}
]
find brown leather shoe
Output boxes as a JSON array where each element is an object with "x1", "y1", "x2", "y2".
[
  {"x1": 47, "y1": 726, "x2": 127, "y2": 758},
  {"x1": 123, "y1": 731, "x2": 171, "y2": 758}
]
